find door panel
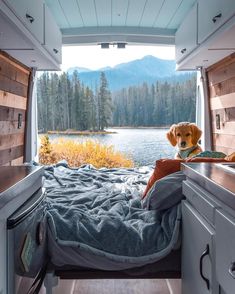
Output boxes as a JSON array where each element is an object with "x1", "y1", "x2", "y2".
[{"x1": 182, "y1": 201, "x2": 214, "y2": 294}]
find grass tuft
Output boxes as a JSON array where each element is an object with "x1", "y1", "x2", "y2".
[{"x1": 39, "y1": 135, "x2": 134, "y2": 168}]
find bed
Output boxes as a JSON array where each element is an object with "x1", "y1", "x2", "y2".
[{"x1": 43, "y1": 161, "x2": 184, "y2": 279}]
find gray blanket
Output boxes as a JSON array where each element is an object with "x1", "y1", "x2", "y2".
[{"x1": 44, "y1": 162, "x2": 181, "y2": 268}]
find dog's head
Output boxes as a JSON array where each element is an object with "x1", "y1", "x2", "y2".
[{"x1": 166, "y1": 122, "x2": 202, "y2": 150}]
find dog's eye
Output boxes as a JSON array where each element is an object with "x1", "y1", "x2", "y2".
[
  {"x1": 186, "y1": 133, "x2": 191, "y2": 137},
  {"x1": 176, "y1": 133, "x2": 181, "y2": 137}
]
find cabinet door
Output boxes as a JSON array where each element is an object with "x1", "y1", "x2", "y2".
[
  {"x1": 182, "y1": 201, "x2": 216, "y2": 294},
  {"x1": 175, "y1": 3, "x2": 198, "y2": 63},
  {"x1": 3, "y1": 0, "x2": 44, "y2": 44},
  {"x1": 0, "y1": 10, "x2": 33, "y2": 50},
  {"x1": 43, "y1": 5, "x2": 62, "y2": 64},
  {"x1": 215, "y1": 210, "x2": 235, "y2": 294},
  {"x1": 198, "y1": 0, "x2": 235, "y2": 44}
]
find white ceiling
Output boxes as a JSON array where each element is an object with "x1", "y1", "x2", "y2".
[{"x1": 45, "y1": 0, "x2": 196, "y2": 45}]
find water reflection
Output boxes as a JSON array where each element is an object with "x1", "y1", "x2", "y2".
[{"x1": 48, "y1": 128, "x2": 175, "y2": 166}]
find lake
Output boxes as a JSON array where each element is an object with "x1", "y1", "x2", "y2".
[{"x1": 48, "y1": 128, "x2": 176, "y2": 166}]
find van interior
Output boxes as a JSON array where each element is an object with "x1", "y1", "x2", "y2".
[{"x1": 0, "y1": 0, "x2": 235, "y2": 293}]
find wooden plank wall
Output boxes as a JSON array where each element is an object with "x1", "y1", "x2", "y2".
[
  {"x1": 0, "y1": 51, "x2": 30, "y2": 166},
  {"x1": 207, "y1": 53, "x2": 235, "y2": 156}
]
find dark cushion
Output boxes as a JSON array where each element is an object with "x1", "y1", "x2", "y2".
[{"x1": 142, "y1": 171, "x2": 186, "y2": 211}]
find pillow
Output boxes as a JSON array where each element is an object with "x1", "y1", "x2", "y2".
[
  {"x1": 142, "y1": 171, "x2": 186, "y2": 210},
  {"x1": 142, "y1": 156, "x2": 231, "y2": 199},
  {"x1": 142, "y1": 159, "x2": 183, "y2": 198}
]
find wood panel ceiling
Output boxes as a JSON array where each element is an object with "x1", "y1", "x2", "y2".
[{"x1": 45, "y1": 0, "x2": 196, "y2": 45}]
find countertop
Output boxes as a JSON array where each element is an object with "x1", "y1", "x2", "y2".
[
  {"x1": 0, "y1": 165, "x2": 44, "y2": 218},
  {"x1": 182, "y1": 162, "x2": 235, "y2": 210}
]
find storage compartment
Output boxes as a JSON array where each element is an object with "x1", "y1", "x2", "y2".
[
  {"x1": 3, "y1": 0, "x2": 44, "y2": 44},
  {"x1": 0, "y1": 11, "x2": 34, "y2": 50},
  {"x1": 198, "y1": 0, "x2": 235, "y2": 44},
  {"x1": 7, "y1": 189, "x2": 47, "y2": 294},
  {"x1": 182, "y1": 201, "x2": 215, "y2": 294},
  {"x1": 175, "y1": 3, "x2": 198, "y2": 63},
  {"x1": 43, "y1": 4, "x2": 62, "y2": 64},
  {"x1": 0, "y1": 0, "x2": 61, "y2": 70},
  {"x1": 215, "y1": 209, "x2": 235, "y2": 294},
  {"x1": 177, "y1": 1, "x2": 235, "y2": 70},
  {"x1": 182, "y1": 180, "x2": 220, "y2": 226}
]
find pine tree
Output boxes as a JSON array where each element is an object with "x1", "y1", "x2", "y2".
[
  {"x1": 49, "y1": 73, "x2": 59, "y2": 130},
  {"x1": 37, "y1": 72, "x2": 50, "y2": 132},
  {"x1": 71, "y1": 70, "x2": 82, "y2": 130},
  {"x1": 98, "y1": 72, "x2": 112, "y2": 130}
]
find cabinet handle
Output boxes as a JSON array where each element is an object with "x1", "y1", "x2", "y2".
[
  {"x1": 26, "y1": 13, "x2": 35, "y2": 24},
  {"x1": 181, "y1": 48, "x2": 187, "y2": 54},
  {"x1": 212, "y1": 13, "x2": 222, "y2": 23},
  {"x1": 53, "y1": 48, "x2": 59, "y2": 54},
  {"x1": 199, "y1": 244, "x2": 210, "y2": 290},
  {"x1": 229, "y1": 262, "x2": 235, "y2": 279}
]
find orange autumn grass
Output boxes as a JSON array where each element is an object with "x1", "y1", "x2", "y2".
[{"x1": 39, "y1": 135, "x2": 134, "y2": 168}]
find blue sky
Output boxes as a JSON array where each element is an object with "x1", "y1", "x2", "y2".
[{"x1": 61, "y1": 45, "x2": 175, "y2": 71}]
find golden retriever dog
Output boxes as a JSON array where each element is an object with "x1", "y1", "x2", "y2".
[
  {"x1": 167, "y1": 122, "x2": 202, "y2": 159},
  {"x1": 225, "y1": 152, "x2": 235, "y2": 161}
]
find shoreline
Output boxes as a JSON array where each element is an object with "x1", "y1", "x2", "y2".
[
  {"x1": 109, "y1": 126, "x2": 170, "y2": 129},
  {"x1": 40, "y1": 126, "x2": 170, "y2": 135},
  {"x1": 46, "y1": 130, "x2": 117, "y2": 135}
]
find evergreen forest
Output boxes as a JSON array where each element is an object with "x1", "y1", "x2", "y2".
[
  {"x1": 112, "y1": 75, "x2": 196, "y2": 126},
  {"x1": 37, "y1": 71, "x2": 196, "y2": 132},
  {"x1": 37, "y1": 71, "x2": 112, "y2": 132}
]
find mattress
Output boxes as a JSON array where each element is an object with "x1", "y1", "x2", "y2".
[{"x1": 43, "y1": 162, "x2": 182, "y2": 270}]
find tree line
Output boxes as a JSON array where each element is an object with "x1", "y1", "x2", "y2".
[
  {"x1": 37, "y1": 71, "x2": 112, "y2": 132},
  {"x1": 37, "y1": 71, "x2": 196, "y2": 131},
  {"x1": 112, "y1": 75, "x2": 196, "y2": 126}
]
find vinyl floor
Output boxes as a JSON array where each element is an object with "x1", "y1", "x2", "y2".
[{"x1": 72, "y1": 279, "x2": 170, "y2": 294}]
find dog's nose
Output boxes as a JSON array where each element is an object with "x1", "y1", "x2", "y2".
[{"x1": 181, "y1": 141, "x2": 186, "y2": 147}]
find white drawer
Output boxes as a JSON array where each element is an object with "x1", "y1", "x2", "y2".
[
  {"x1": 215, "y1": 210, "x2": 235, "y2": 294},
  {"x1": 182, "y1": 180, "x2": 220, "y2": 226},
  {"x1": 3, "y1": 0, "x2": 44, "y2": 44}
]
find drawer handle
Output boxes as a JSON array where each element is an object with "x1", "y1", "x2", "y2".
[
  {"x1": 53, "y1": 48, "x2": 59, "y2": 54},
  {"x1": 26, "y1": 13, "x2": 35, "y2": 24},
  {"x1": 229, "y1": 262, "x2": 235, "y2": 278},
  {"x1": 181, "y1": 48, "x2": 186, "y2": 54},
  {"x1": 212, "y1": 13, "x2": 222, "y2": 23},
  {"x1": 199, "y1": 244, "x2": 210, "y2": 290}
]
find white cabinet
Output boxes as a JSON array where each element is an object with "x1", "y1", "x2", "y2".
[
  {"x1": 197, "y1": 0, "x2": 235, "y2": 44},
  {"x1": 215, "y1": 210, "x2": 235, "y2": 294},
  {"x1": 176, "y1": 0, "x2": 235, "y2": 70},
  {"x1": 43, "y1": 4, "x2": 62, "y2": 64},
  {"x1": 182, "y1": 201, "x2": 215, "y2": 294},
  {"x1": 0, "y1": 10, "x2": 33, "y2": 50},
  {"x1": 3, "y1": 0, "x2": 44, "y2": 44},
  {"x1": 182, "y1": 163, "x2": 235, "y2": 294},
  {"x1": 0, "y1": 0, "x2": 61, "y2": 70},
  {"x1": 175, "y1": 3, "x2": 198, "y2": 63}
]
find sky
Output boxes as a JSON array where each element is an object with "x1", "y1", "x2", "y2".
[{"x1": 61, "y1": 45, "x2": 175, "y2": 71}]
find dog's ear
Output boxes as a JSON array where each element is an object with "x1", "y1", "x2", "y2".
[
  {"x1": 190, "y1": 124, "x2": 202, "y2": 145},
  {"x1": 166, "y1": 124, "x2": 177, "y2": 146}
]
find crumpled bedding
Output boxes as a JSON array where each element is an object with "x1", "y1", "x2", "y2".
[{"x1": 44, "y1": 162, "x2": 182, "y2": 269}]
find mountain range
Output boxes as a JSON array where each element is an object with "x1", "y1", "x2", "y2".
[{"x1": 67, "y1": 55, "x2": 193, "y2": 91}]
